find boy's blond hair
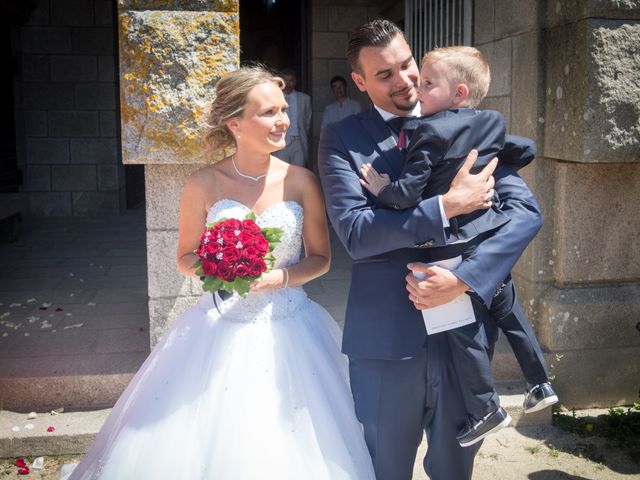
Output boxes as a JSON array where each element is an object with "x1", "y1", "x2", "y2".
[{"x1": 421, "y1": 46, "x2": 490, "y2": 108}]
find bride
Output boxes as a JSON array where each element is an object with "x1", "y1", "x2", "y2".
[{"x1": 64, "y1": 66, "x2": 375, "y2": 479}]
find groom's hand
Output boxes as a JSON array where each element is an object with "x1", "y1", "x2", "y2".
[
  {"x1": 442, "y1": 149, "x2": 497, "y2": 219},
  {"x1": 405, "y1": 264, "x2": 469, "y2": 309}
]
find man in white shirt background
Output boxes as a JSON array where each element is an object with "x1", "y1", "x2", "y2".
[
  {"x1": 275, "y1": 68, "x2": 312, "y2": 167},
  {"x1": 320, "y1": 75, "x2": 362, "y2": 130}
]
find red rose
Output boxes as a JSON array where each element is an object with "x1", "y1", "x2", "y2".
[
  {"x1": 249, "y1": 258, "x2": 267, "y2": 276},
  {"x1": 224, "y1": 218, "x2": 242, "y2": 231},
  {"x1": 255, "y1": 236, "x2": 269, "y2": 255},
  {"x1": 242, "y1": 219, "x2": 261, "y2": 234},
  {"x1": 238, "y1": 230, "x2": 256, "y2": 246},
  {"x1": 204, "y1": 240, "x2": 222, "y2": 256},
  {"x1": 202, "y1": 260, "x2": 217, "y2": 276},
  {"x1": 222, "y1": 246, "x2": 241, "y2": 263},
  {"x1": 221, "y1": 229, "x2": 237, "y2": 243},
  {"x1": 216, "y1": 261, "x2": 235, "y2": 281},
  {"x1": 242, "y1": 246, "x2": 259, "y2": 260},
  {"x1": 235, "y1": 262, "x2": 250, "y2": 277}
]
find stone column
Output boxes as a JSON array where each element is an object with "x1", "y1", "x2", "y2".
[
  {"x1": 117, "y1": 0, "x2": 239, "y2": 345},
  {"x1": 475, "y1": 0, "x2": 640, "y2": 408},
  {"x1": 537, "y1": 1, "x2": 640, "y2": 407}
]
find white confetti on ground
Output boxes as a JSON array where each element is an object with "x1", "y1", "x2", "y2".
[{"x1": 63, "y1": 323, "x2": 84, "y2": 330}]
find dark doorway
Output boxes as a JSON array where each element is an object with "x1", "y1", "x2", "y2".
[{"x1": 239, "y1": 0, "x2": 309, "y2": 92}]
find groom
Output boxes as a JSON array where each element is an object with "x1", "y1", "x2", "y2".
[{"x1": 317, "y1": 20, "x2": 543, "y2": 480}]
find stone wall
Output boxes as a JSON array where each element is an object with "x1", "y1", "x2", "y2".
[
  {"x1": 12, "y1": 0, "x2": 122, "y2": 216},
  {"x1": 116, "y1": 0, "x2": 239, "y2": 345},
  {"x1": 309, "y1": 0, "x2": 403, "y2": 170},
  {"x1": 474, "y1": 0, "x2": 640, "y2": 407}
]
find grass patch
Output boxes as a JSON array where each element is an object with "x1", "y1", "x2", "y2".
[{"x1": 553, "y1": 401, "x2": 640, "y2": 464}]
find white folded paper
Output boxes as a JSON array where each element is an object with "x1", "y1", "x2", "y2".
[{"x1": 412, "y1": 256, "x2": 476, "y2": 335}]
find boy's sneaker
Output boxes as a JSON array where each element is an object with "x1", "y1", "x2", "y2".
[
  {"x1": 523, "y1": 382, "x2": 559, "y2": 413},
  {"x1": 456, "y1": 407, "x2": 512, "y2": 447}
]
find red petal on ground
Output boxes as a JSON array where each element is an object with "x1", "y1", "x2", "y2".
[
  {"x1": 55, "y1": 307, "x2": 64, "y2": 311},
  {"x1": 46, "y1": 426, "x2": 55, "y2": 432},
  {"x1": 15, "y1": 458, "x2": 26, "y2": 467},
  {"x1": 38, "y1": 307, "x2": 47, "y2": 311},
  {"x1": 18, "y1": 466, "x2": 30, "y2": 474}
]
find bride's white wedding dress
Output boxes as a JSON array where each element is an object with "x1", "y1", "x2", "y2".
[{"x1": 64, "y1": 199, "x2": 375, "y2": 480}]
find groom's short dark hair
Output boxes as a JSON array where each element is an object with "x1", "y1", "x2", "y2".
[{"x1": 347, "y1": 19, "x2": 405, "y2": 74}]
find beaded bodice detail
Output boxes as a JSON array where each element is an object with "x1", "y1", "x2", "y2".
[{"x1": 197, "y1": 198, "x2": 307, "y2": 323}]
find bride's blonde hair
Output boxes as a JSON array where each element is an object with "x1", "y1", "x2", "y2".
[{"x1": 202, "y1": 65, "x2": 285, "y2": 162}]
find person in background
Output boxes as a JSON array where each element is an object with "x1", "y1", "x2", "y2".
[
  {"x1": 274, "y1": 67, "x2": 312, "y2": 167},
  {"x1": 321, "y1": 75, "x2": 362, "y2": 130}
]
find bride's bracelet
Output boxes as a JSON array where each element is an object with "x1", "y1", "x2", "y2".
[{"x1": 282, "y1": 268, "x2": 289, "y2": 289}]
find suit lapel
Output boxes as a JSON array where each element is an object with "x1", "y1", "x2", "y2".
[{"x1": 358, "y1": 108, "x2": 404, "y2": 178}]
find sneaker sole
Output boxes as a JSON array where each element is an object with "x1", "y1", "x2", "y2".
[
  {"x1": 523, "y1": 395, "x2": 559, "y2": 414},
  {"x1": 458, "y1": 414, "x2": 512, "y2": 447}
]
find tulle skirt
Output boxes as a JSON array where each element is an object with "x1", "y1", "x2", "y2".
[{"x1": 65, "y1": 287, "x2": 375, "y2": 480}]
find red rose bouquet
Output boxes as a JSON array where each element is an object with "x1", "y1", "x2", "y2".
[{"x1": 192, "y1": 213, "x2": 284, "y2": 297}]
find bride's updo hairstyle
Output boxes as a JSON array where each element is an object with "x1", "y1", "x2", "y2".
[{"x1": 202, "y1": 65, "x2": 285, "y2": 162}]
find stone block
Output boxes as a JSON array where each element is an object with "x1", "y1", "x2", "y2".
[
  {"x1": 118, "y1": 10, "x2": 239, "y2": 165},
  {"x1": 494, "y1": 0, "x2": 538, "y2": 38},
  {"x1": 327, "y1": 59, "x2": 353, "y2": 86},
  {"x1": 312, "y1": 87, "x2": 335, "y2": 112},
  {"x1": 98, "y1": 55, "x2": 116, "y2": 82},
  {"x1": 478, "y1": 38, "x2": 511, "y2": 97},
  {"x1": 95, "y1": 0, "x2": 115, "y2": 27},
  {"x1": 23, "y1": 110, "x2": 48, "y2": 137},
  {"x1": 50, "y1": 55, "x2": 98, "y2": 82},
  {"x1": 29, "y1": 192, "x2": 72, "y2": 216},
  {"x1": 99, "y1": 111, "x2": 117, "y2": 137},
  {"x1": 478, "y1": 96, "x2": 510, "y2": 130},
  {"x1": 120, "y1": 0, "x2": 238, "y2": 12},
  {"x1": 511, "y1": 30, "x2": 542, "y2": 139},
  {"x1": 20, "y1": 27, "x2": 72, "y2": 54},
  {"x1": 537, "y1": 283, "x2": 640, "y2": 352},
  {"x1": 71, "y1": 191, "x2": 119, "y2": 215},
  {"x1": 546, "y1": 0, "x2": 640, "y2": 29},
  {"x1": 474, "y1": 0, "x2": 495, "y2": 44},
  {"x1": 97, "y1": 165, "x2": 119, "y2": 191},
  {"x1": 50, "y1": 0, "x2": 94, "y2": 26},
  {"x1": 26, "y1": 138, "x2": 69, "y2": 164},
  {"x1": 328, "y1": 6, "x2": 367, "y2": 33},
  {"x1": 544, "y1": 20, "x2": 640, "y2": 163},
  {"x1": 146, "y1": 230, "x2": 198, "y2": 299},
  {"x1": 22, "y1": 82, "x2": 74, "y2": 110},
  {"x1": 148, "y1": 295, "x2": 200, "y2": 347},
  {"x1": 552, "y1": 162, "x2": 640, "y2": 283},
  {"x1": 145, "y1": 164, "x2": 201, "y2": 230},
  {"x1": 75, "y1": 83, "x2": 117, "y2": 110},
  {"x1": 312, "y1": 4, "x2": 328, "y2": 31},
  {"x1": 72, "y1": 28, "x2": 115, "y2": 55},
  {"x1": 312, "y1": 32, "x2": 348, "y2": 59},
  {"x1": 551, "y1": 345, "x2": 640, "y2": 408},
  {"x1": 21, "y1": 55, "x2": 50, "y2": 81},
  {"x1": 70, "y1": 138, "x2": 118, "y2": 163},
  {"x1": 24, "y1": 0, "x2": 50, "y2": 25},
  {"x1": 49, "y1": 111, "x2": 100, "y2": 137},
  {"x1": 25, "y1": 165, "x2": 51, "y2": 191},
  {"x1": 52, "y1": 165, "x2": 97, "y2": 191},
  {"x1": 311, "y1": 59, "x2": 329, "y2": 87}
]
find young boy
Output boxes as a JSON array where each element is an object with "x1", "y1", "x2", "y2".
[{"x1": 360, "y1": 46, "x2": 558, "y2": 447}]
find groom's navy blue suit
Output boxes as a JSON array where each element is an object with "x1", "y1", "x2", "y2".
[{"x1": 318, "y1": 107, "x2": 543, "y2": 480}]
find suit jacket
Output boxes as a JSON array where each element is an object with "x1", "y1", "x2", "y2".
[
  {"x1": 317, "y1": 107, "x2": 542, "y2": 359},
  {"x1": 286, "y1": 90, "x2": 312, "y2": 162},
  {"x1": 377, "y1": 108, "x2": 536, "y2": 243}
]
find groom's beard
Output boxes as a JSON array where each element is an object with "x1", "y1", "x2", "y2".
[{"x1": 391, "y1": 86, "x2": 419, "y2": 112}]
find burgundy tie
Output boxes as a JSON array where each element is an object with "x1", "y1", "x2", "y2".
[{"x1": 397, "y1": 129, "x2": 407, "y2": 150}]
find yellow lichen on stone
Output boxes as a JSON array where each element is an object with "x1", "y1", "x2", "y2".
[{"x1": 118, "y1": 9, "x2": 239, "y2": 164}]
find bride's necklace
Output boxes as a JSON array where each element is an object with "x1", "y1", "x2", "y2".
[{"x1": 231, "y1": 156, "x2": 269, "y2": 182}]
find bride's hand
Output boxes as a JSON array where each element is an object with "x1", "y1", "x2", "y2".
[{"x1": 249, "y1": 269, "x2": 287, "y2": 292}]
